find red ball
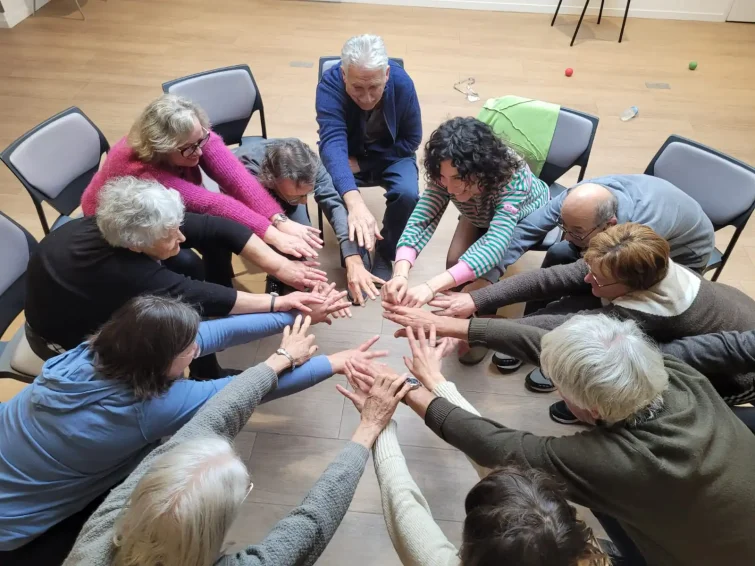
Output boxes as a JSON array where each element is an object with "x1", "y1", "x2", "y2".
[{"x1": 565, "y1": 68, "x2": 574, "y2": 77}]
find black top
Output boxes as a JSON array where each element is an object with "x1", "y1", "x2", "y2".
[{"x1": 25, "y1": 214, "x2": 251, "y2": 350}]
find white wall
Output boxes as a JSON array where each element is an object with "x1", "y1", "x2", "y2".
[
  {"x1": 1, "y1": 0, "x2": 52, "y2": 27},
  {"x1": 322, "y1": 0, "x2": 735, "y2": 22}
]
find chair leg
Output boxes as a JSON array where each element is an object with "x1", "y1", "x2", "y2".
[
  {"x1": 619, "y1": 0, "x2": 631, "y2": 43},
  {"x1": 598, "y1": 0, "x2": 605, "y2": 23},
  {"x1": 551, "y1": 0, "x2": 564, "y2": 26},
  {"x1": 74, "y1": 0, "x2": 85, "y2": 19},
  {"x1": 570, "y1": 0, "x2": 591, "y2": 47},
  {"x1": 33, "y1": 200, "x2": 50, "y2": 235},
  {"x1": 317, "y1": 203, "x2": 324, "y2": 231}
]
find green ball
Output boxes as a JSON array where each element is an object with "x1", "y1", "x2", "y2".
[{"x1": 689, "y1": 61, "x2": 698, "y2": 70}]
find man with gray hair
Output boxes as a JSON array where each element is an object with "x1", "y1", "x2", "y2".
[
  {"x1": 316, "y1": 34, "x2": 422, "y2": 282},
  {"x1": 392, "y1": 315, "x2": 755, "y2": 565},
  {"x1": 238, "y1": 138, "x2": 384, "y2": 304}
]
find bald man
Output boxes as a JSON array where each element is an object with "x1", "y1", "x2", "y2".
[{"x1": 481, "y1": 174, "x2": 715, "y2": 284}]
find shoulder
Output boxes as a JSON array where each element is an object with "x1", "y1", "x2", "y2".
[
  {"x1": 389, "y1": 63, "x2": 417, "y2": 94},
  {"x1": 318, "y1": 65, "x2": 346, "y2": 98}
]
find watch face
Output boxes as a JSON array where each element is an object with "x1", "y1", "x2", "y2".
[{"x1": 405, "y1": 377, "x2": 421, "y2": 389}]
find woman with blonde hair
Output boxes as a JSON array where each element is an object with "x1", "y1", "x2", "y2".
[{"x1": 81, "y1": 94, "x2": 322, "y2": 288}]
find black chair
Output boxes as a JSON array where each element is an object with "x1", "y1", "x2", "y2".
[
  {"x1": 315, "y1": 56, "x2": 405, "y2": 231},
  {"x1": 644, "y1": 135, "x2": 755, "y2": 281},
  {"x1": 0, "y1": 211, "x2": 42, "y2": 384},
  {"x1": 552, "y1": 0, "x2": 631, "y2": 46},
  {"x1": 163, "y1": 64, "x2": 267, "y2": 146},
  {"x1": 1, "y1": 107, "x2": 109, "y2": 234}
]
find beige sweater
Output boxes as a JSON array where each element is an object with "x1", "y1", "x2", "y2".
[{"x1": 372, "y1": 382, "x2": 483, "y2": 566}]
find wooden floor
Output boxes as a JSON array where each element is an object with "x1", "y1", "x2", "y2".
[{"x1": 2, "y1": 1, "x2": 755, "y2": 562}]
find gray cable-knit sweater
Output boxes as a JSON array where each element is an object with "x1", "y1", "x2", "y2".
[{"x1": 62, "y1": 363, "x2": 369, "y2": 566}]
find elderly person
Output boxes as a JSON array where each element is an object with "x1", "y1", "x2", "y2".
[
  {"x1": 237, "y1": 138, "x2": 384, "y2": 303},
  {"x1": 0, "y1": 297, "x2": 381, "y2": 565},
  {"x1": 382, "y1": 118, "x2": 549, "y2": 320},
  {"x1": 340, "y1": 335, "x2": 609, "y2": 566},
  {"x1": 316, "y1": 34, "x2": 422, "y2": 282},
  {"x1": 62, "y1": 321, "x2": 409, "y2": 566},
  {"x1": 81, "y1": 94, "x2": 320, "y2": 285},
  {"x1": 374, "y1": 319, "x2": 755, "y2": 566},
  {"x1": 25, "y1": 177, "x2": 342, "y2": 376}
]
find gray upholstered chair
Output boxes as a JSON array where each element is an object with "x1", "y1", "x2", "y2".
[
  {"x1": 162, "y1": 65, "x2": 267, "y2": 147},
  {"x1": 0, "y1": 212, "x2": 44, "y2": 384},
  {"x1": 644, "y1": 135, "x2": 755, "y2": 281},
  {"x1": 0, "y1": 107, "x2": 109, "y2": 234}
]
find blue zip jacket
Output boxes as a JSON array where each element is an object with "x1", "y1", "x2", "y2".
[
  {"x1": 0, "y1": 312, "x2": 332, "y2": 550},
  {"x1": 316, "y1": 60, "x2": 422, "y2": 196}
]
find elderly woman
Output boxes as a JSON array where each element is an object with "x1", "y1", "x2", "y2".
[
  {"x1": 26, "y1": 176, "x2": 341, "y2": 376},
  {"x1": 339, "y1": 333, "x2": 608, "y2": 566},
  {"x1": 373, "y1": 319, "x2": 755, "y2": 566},
  {"x1": 0, "y1": 297, "x2": 383, "y2": 565},
  {"x1": 62, "y1": 320, "x2": 408, "y2": 566},
  {"x1": 81, "y1": 94, "x2": 321, "y2": 284},
  {"x1": 382, "y1": 117, "x2": 549, "y2": 309}
]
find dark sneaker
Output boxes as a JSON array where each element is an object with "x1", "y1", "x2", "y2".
[
  {"x1": 549, "y1": 400, "x2": 579, "y2": 424},
  {"x1": 458, "y1": 345, "x2": 489, "y2": 365},
  {"x1": 265, "y1": 276, "x2": 284, "y2": 295},
  {"x1": 524, "y1": 367, "x2": 556, "y2": 393},
  {"x1": 492, "y1": 352, "x2": 523, "y2": 373},
  {"x1": 370, "y1": 253, "x2": 393, "y2": 287}
]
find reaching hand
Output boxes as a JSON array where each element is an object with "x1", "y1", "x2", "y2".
[
  {"x1": 337, "y1": 365, "x2": 410, "y2": 428},
  {"x1": 345, "y1": 194, "x2": 382, "y2": 251},
  {"x1": 381, "y1": 275, "x2": 408, "y2": 305},
  {"x1": 428, "y1": 291, "x2": 477, "y2": 318},
  {"x1": 277, "y1": 315, "x2": 318, "y2": 367},
  {"x1": 403, "y1": 326, "x2": 449, "y2": 390},
  {"x1": 277, "y1": 220, "x2": 324, "y2": 251},
  {"x1": 328, "y1": 335, "x2": 388, "y2": 374},
  {"x1": 403, "y1": 284, "x2": 435, "y2": 308},
  {"x1": 308, "y1": 282, "x2": 352, "y2": 324},
  {"x1": 274, "y1": 291, "x2": 325, "y2": 314},
  {"x1": 345, "y1": 256, "x2": 384, "y2": 306},
  {"x1": 269, "y1": 229, "x2": 319, "y2": 259},
  {"x1": 382, "y1": 301, "x2": 443, "y2": 334},
  {"x1": 274, "y1": 260, "x2": 328, "y2": 291}
]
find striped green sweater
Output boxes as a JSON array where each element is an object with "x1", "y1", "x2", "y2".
[{"x1": 396, "y1": 161, "x2": 548, "y2": 282}]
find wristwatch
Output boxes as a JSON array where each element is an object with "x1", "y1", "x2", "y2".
[
  {"x1": 272, "y1": 213, "x2": 289, "y2": 228},
  {"x1": 401, "y1": 376, "x2": 422, "y2": 403},
  {"x1": 275, "y1": 347, "x2": 296, "y2": 369},
  {"x1": 269, "y1": 292, "x2": 279, "y2": 313}
]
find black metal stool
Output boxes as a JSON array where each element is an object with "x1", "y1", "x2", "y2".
[{"x1": 552, "y1": 0, "x2": 632, "y2": 46}]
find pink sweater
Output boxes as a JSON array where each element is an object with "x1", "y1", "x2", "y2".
[{"x1": 81, "y1": 132, "x2": 283, "y2": 238}]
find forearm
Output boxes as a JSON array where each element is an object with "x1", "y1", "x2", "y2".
[
  {"x1": 661, "y1": 330, "x2": 755, "y2": 375},
  {"x1": 393, "y1": 259, "x2": 412, "y2": 278},
  {"x1": 315, "y1": 168, "x2": 359, "y2": 257},
  {"x1": 238, "y1": 234, "x2": 287, "y2": 273},
  {"x1": 229, "y1": 291, "x2": 275, "y2": 315},
  {"x1": 467, "y1": 318, "x2": 545, "y2": 366},
  {"x1": 195, "y1": 312, "x2": 296, "y2": 356},
  {"x1": 261, "y1": 355, "x2": 333, "y2": 403},
  {"x1": 425, "y1": 271, "x2": 456, "y2": 295}
]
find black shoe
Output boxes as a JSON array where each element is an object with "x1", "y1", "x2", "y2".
[
  {"x1": 371, "y1": 253, "x2": 393, "y2": 287},
  {"x1": 458, "y1": 345, "x2": 489, "y2": 365},
  {"x1": 492, "y1": 352, "x2": 523, "y2": 373},
  {"x1": 524, "y1": 367, "x2": 556, "y2": 393},
  {"x1": 265, "y1": 276, "x2": 284, "y2": 295},
  {"x1": 549, "y1": 400, "x2": 579, "y2": 424}
]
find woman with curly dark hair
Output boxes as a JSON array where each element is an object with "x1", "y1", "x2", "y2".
[{"x1": 382, "y1": 117, "x2": 549, "y2": 314}]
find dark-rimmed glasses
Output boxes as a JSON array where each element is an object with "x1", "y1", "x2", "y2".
[
  {"x1": 557, "y1": 218, "x2": 604, "y2": 242},
  {"x1": 179, "y1": 128, "x2": 210, "y2": 158}
]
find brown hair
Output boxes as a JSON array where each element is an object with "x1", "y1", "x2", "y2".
[
  {"x1": 257, "y1": 139, "x2": 319, "y2": 190},
  {"x1": 460, "y1": 465, "x2": 609, "y2": 566},
  {"x1": 90, "y1": 295, "x2": 200, "y2": 400},
  {"x1": 583, "y1": 223, "x2": 670, "y2": 290}
]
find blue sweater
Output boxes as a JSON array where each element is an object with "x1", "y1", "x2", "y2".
[
  {"x1": 316, "y1": 61, "x2": 422, "y2": 196},
  {"x1": 0, "y1": 312, "x2": 332, "y2": 551}
]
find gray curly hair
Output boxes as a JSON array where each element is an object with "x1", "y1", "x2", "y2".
[
  {"x1": 340, "y1": 34, "x2": 389, "y2": 72},
  {"x1": 257, "y1": 139, "x2": 320, "y2": 190}
]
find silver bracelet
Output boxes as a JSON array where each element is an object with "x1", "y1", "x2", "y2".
[
  {"x1": 392, "y1": 274, "x2": 408, "y2": 280},
  {"x1": 275, "y1": 348, "x2": 296, "y2": 369}
]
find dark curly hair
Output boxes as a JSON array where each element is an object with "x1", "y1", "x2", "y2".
[{"x1": 423, "y1": 117, "x2": 522, "y2": 192}]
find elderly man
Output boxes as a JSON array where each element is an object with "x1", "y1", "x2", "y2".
[
  {"x1": 316, "y1": 34, "x2": 422, "y2": 282},
  {"x1": 373, "y1": 316, "x2": 755, "y2": 565},
  {"x1": 237, "y1": 138, "x2": 384, "y2": 304}
]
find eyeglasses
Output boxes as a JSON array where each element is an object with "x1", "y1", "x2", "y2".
[
  {"x1": 178, "y1": 128, "x2": 210, "y2": 158},
  {"x1": 284, "y1": 188, "x2": 315, "y2": 206},
  {"x1": 586, "y1": 266, "x2": 621, "y2": 288},
  {"x1": 557, "y1": 218, "x2": 603, "y2": 242}
]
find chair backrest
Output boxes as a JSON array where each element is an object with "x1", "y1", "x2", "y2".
[
  {"x1": 0, "y1": 107, "x2": 109, "y2": 234},
  {"x1": 644, "y1": 135, "x2": 755, "y2": 230},
  {"x1": 163, "y1": 65, "x2": 266, "y2": 145},
  {"x1": 318, "y1": 56, "x2": 405, "y2": 81},
  {"x1": 0, "y1": 211, "x2": 38, "y2": 336},
  {"x1": 539, "y1": 107, "x2": 599, "y2": 186}
]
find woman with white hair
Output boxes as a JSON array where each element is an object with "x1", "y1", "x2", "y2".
[
  {"x1": 370, "y1": 319, "x2": 755, "y2": 566},
  {"x1": 25, "y1": 176, "x2": 341, "y2": 376},
  {"x1": 0, "y1": 297, "x2": 381, "y2": 566},
  {"x1": 62, "y1": 318, "x2": 409, "y2": 566},
  {"x1": 81, "y1": 94, "x2": 322, "y2": 283}
]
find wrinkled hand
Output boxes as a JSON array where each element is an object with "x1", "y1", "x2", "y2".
[
  {"x1": 269, "y1": 229, "x2": 319, "y2": 259},
  {"x1": 278, "y1": 315, "x2": 318, "y2": 366},
  {"x1": 274, "y1": 260, "x2": 328, "y2": 291},
  {"x1": 277, "y1": 220, "x2": 324, "y2": 251},
  {"x1": 429, "y1": 291, "x2": 477, "y2": 318},
  {"x1": 403, "y1": 326, "x2": 452, "y2": 390},
  {"x1": 338, "y1": 364, "x2": 410, "y2": 430},
  {"x1": 346, "y1": 256, "x2": 384, "y2": 306},
  {"x1": 346, "y1": 198, "x2": 382, "y2": 251},
  {"x1": 328, "y1": 335, "x2": 388, "y2": 374},
  {"x1": 308, "y1": 282, "x2": 352, "y2": 324},
  {"x1": 381, "y1": 276, "x2": 408, "y2": 305},
  {"x1": 403, "y1": 284, "x2": 435, "y2": 308},
  {"x1": 274, "y1": 290, "x2": 325, "y2": 314},
  {"x1": 382, "y1": 301, "x2": 443, "y2": 335}
]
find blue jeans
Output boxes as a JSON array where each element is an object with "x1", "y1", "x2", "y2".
[{"x1": 355, "y1": 156, "x2": 419, "y2": 261}]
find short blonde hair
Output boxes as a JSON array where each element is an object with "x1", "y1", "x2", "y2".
[
  {"x1": 583, "y1": 223, "x2": 670, "y2": 290},
  {"x1": 113, "y1": 435, "x2": 249, "y2": 566},
  {"x1": 128, "y1": 94, "x2": 211, "y2": 163}
]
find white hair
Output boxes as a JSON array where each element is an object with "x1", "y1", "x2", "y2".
[
  {"x1": 340, "y1": 34, "x2": 389, "y2": 72},
  {"x1": 113, "y1": 435, "x2": 250, "y2": 566},
  {"x1": 540, "y1": 315, "x2": 668, "y2": 425},
  {"x1": 95, "y1": 176, "x2": 185, "y2": 249}
]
